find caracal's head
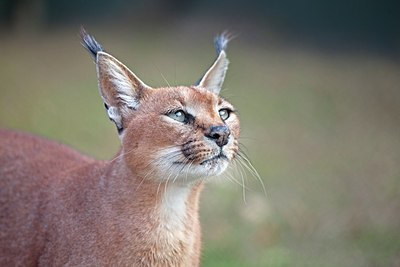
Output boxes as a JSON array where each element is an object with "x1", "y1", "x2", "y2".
[{"x1": 81, "y1": 28, "x2": 239, "y2": 183}]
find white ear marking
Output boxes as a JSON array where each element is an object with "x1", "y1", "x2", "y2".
[
  {"x1": 108, "y1": 62, "x2": 137, "y2": 105},
  {"x1": 95, "y1": 52, "x2": 152, "y2": 133},
  {"x1": 198, "y1": 51, "x2": 229, "y2": 94},
  {"x1": 106, "y1": 106, "x2": 123, "y2": 130},
  {"x1": 99, "y1": 54, "x2": 144, "y2": 111},
  {"x1": 197, "y1": 32, "x2": 232, "y2": 94}
]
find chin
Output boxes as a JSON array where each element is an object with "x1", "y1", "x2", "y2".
[
  {"x1": 198, "y1": 157, "x2": 230, "y2": 177},
  {"x1": 154, "y1": 157, "x2": 230, "y2": 184},
  {"x1": 182, "y1": 158, "x2": 229, "y2": 181}
]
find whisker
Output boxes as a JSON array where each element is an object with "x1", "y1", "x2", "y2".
[
  {"x1": 135, "y1": 168, "x2": 155, "y2": 192},
  {"x1": 163, "y1": 172, "x2": 172, "y2": 200},
  {"x1": 236, "y1": 152, "x2": 268, "y2": 197},
  {"x1": 233, "y1": 158, "x2": 247, "y2": 204},
  {"x1": 174, "y1": 63, "x2": 177, "y2": 86},
  {"x1": 182, "y1": 160, "x2": 195, "y2": 183},
  {"x1": 109, "y1": 147, "x2": 136, "y2": 163},
  {"x1": 225, "y1": 164, "x2": 251, "y2": 196},
  {"x1": 154, "y1": 64, "x2": 171, "y2": 87},
  {"x1": 230, "y1": 161, "x2": 252, "y2": 191}
]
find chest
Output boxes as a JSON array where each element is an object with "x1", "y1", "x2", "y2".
[{"x1": 114, "y1": 185, "x2": 202, "y2": 267}]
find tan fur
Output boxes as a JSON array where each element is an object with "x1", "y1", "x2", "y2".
[{"x1": 0, "y1": 33, "x2": 239, "y2": 266}]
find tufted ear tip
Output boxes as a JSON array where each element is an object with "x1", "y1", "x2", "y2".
[
  {"x1": 81, "y1": 29, "x2": 152, "y2": 136},
  {"x1": 197, "y1": 32, "x2": 234, "y2": 94},
  {"x1": 214, "y1": 31, "x2": 233, "y2": 55},
  {"x1": 80, "y1": 27, "x2": 104, "y2": 59}
]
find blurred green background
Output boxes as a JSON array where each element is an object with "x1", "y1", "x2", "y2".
[{"x1": 1, "y1": 1, "x2": 399, "y2": 266}]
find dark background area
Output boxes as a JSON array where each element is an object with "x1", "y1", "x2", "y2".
[{"x1": 1, "y1": 0, "x2": 400, "y2": 52}]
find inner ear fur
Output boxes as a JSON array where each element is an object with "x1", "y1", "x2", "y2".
[
  {"x1": 198, "y1": 51, "x2": 229, "y2": 95},
  {"x1": 96, "y1": 52, "x2": 152, "y2": 132},
  {"x1": 197, "y1": 33, "x2": 231, "y2": 95}
]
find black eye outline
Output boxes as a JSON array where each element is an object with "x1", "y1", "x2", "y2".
[
  {"x1": 167, "y1": 109, "x2": 187, "y2": 123},
  {"x1": 218, "y1": 108, "x2": 231, "y2": 121},
  {"x1": 165, "y1": 109, "x2": 195, "y2": 124}
]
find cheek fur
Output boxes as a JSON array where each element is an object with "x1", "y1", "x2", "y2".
[{"x1": 121, "y1": 100, "x2": 240, "y2": 180}]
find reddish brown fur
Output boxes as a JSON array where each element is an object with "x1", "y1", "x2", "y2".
[
  {"x1": 0, "y1": 129, "x2": 204, "y2": 266},
  {"x1": 0, "y1": 87, "x2": 239, "y2": 266},
  {"x1": 0, "y1": 34, "x2": 239, "y2": 266}
]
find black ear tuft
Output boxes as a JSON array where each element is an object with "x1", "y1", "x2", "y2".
[
  {"x1": 195, "y1": 32, "x2": 233, "y2": 87},
  {"x1": 80, "y1": 27, "x2": 104, "y2": 59},
  {"x1": 214, "y1": 32, "x2": 232, "y2": 55}
]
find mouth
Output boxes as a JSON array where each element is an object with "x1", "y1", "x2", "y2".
[
  {"x1": 172, "y1": 152, "x2": 228, "y2": 166},
  {"x1": 166, "y1": 151, "x2": 230, "y2": 179},
  {"x1": 200, "y1": 153, "x2": 228, "y2": 165}
]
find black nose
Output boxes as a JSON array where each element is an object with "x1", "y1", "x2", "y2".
[{"x1": 206, "y1": 125, "x2": 231, "y2": 147}]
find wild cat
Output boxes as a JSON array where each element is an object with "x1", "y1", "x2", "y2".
[{"x1": 0, "y1": 28, "x2": 243, "y2": 266}]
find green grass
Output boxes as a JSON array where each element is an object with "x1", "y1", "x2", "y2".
[{"x1": 1, "y1": 26, "x2": 399, "y2": 266}]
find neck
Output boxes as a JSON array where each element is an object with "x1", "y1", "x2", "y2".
[{"x1": 98, "y1": 156, "x2": 204, "y2": 267}]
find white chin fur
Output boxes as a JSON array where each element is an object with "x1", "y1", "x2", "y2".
[
  {"x1": 179, "y1": 158, "x2": 229, "y2": 180},
  {"x1": 152, "y1": 148, "x2": 230, "y2": 183}
]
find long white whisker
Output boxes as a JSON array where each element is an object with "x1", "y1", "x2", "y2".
[
  {"x1": 237, "y1": 152, "x2": 268, "y2": 197},
  {"x1": 163, "y1": 172, "x2": 172, "y2": 200},
  {"x1": 229, "y1": 160, "x2": 251, "y2": 191},
  {"x1": 182, "y1": 160, "x2": 195, "y2": 183},
  {"x1": 154, "y1": 64, "x2": 171, "y2": 87},
  {"x1": 109, "y1": 148, "x2": 136, "y2": 163},
  {"x1": 234, "y1": 158, "x2": 247, "y2": 204},
  {"x1": 224, "y1": 166, "x2": 249, "y2": 192}
]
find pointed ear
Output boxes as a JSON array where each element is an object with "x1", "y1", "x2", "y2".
[
  {"x1": 96, "y1": 52, "x2": 151, "y2": 131},
  {"x1": 197, "y1": 33, "x2": 231, "y2": 94},
  {"x1": 80, "y1": 28, "x2": 152, "y2": 134}
]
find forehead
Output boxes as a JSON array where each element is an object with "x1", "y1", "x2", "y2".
[
  {"x1": 182, "y1": 86, "x2": 220, "y2": 109},
  {"x1": 148, "y1": 86, "x2": 226, "y2": 112}
]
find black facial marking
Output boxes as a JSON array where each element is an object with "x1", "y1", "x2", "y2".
[
  {"x1": 181, "y1": 141, "x2": 207, "y2": 160},
  {"x1": 165, "y1": 109, "x2": 196, "y2": 124},
  {"x1": 107, "y1": 115, "x2": 124, "y2": 134},
  {"x1": 194, "y1": 121, "x2": 207, "y2": 131},
  {"x1": 184, "y1": 113, "x2": 195, "y2": 124},
  {"x1": 117, "y1": 126, "x2": 124, "y2": 135}
]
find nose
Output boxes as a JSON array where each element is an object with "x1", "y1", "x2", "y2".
[{"x1": 206, "y1": 125, "x2": 231, "y2": 147}]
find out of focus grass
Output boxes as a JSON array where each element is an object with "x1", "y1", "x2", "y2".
[{"x1": 1, "y1": 26, "x2": 399, "y2": 266}]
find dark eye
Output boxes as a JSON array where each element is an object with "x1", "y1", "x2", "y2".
[
  {"x1": 219, "y1": 109, "x2": 230, "y2": 120},
  {"x1": 167, "y1": 110, "x2": 186, "y2": 123}
]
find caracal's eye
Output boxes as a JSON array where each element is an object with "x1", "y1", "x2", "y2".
[
  {"x1": 168, "y1": 110, "x2": 186, "y2": 123},
  {"x1": 219, "y1": 108, "x2": 230, "y2": 121}
]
